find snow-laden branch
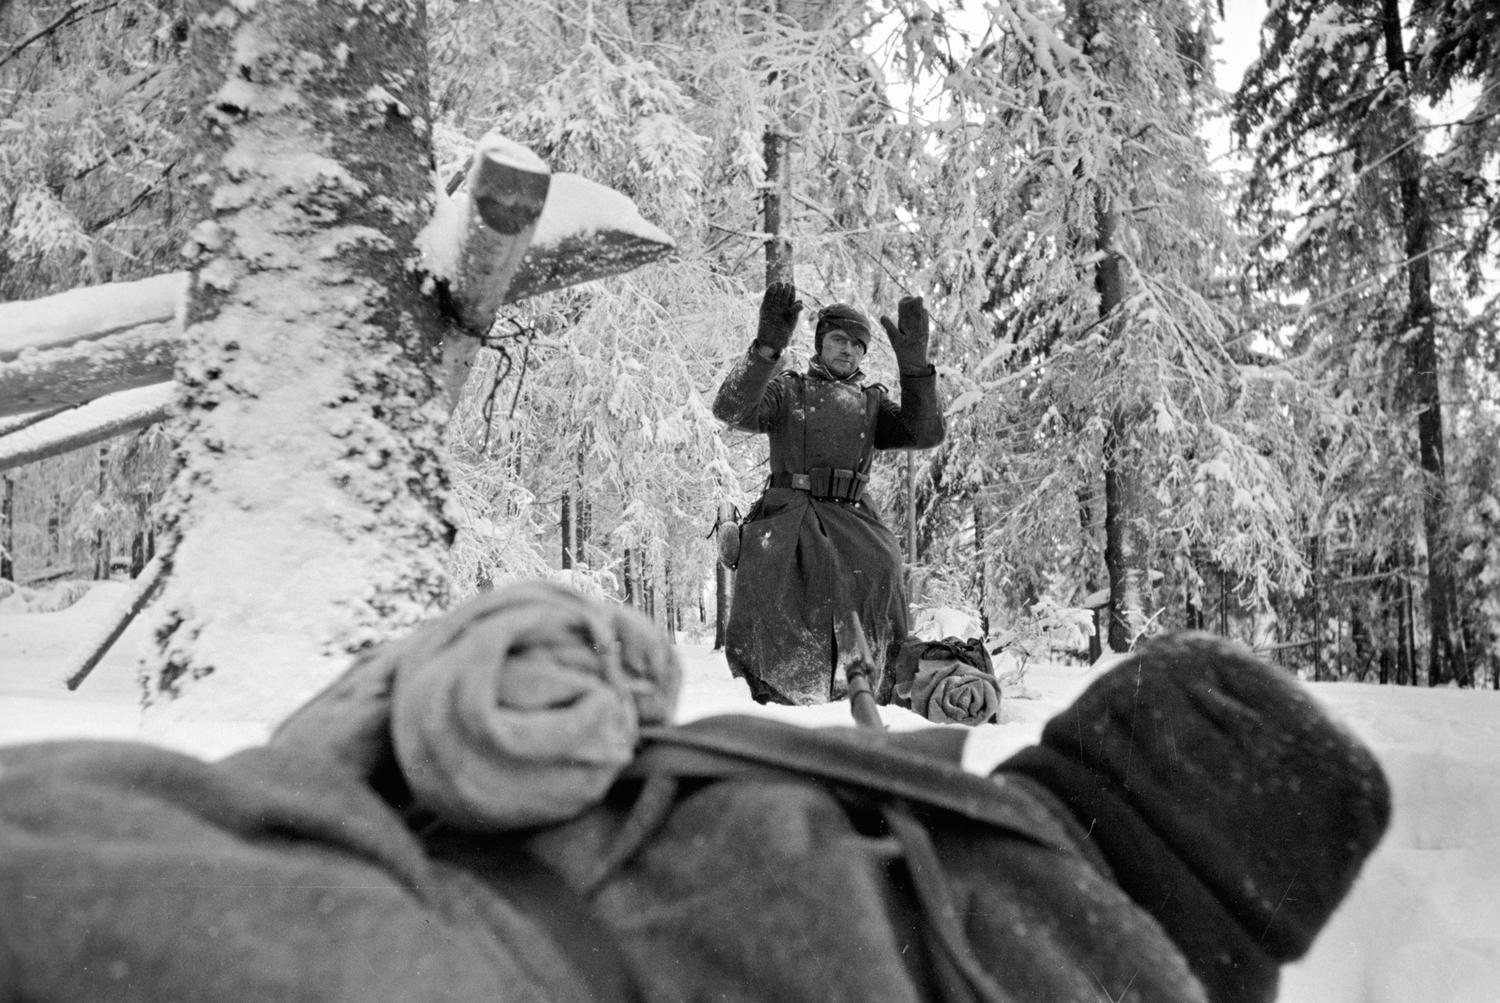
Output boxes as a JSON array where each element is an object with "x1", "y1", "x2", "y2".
[
  {"x1": 0, "y1": 271, "x2": 186, "y2": 420},
  {"x1": 0, "y1": 271, "x2": 186, "y2": 361},
  {"x1": 0, "y1": 382, "x2": 175, "y2": 473}
]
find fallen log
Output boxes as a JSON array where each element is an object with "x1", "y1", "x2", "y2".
[
  {"x1": 0, "y1": 272, "x2": 186, "y2": 360},
  {"x1": 0, "y1": 382, "x2": 176, "y2": 474},
  {"x1": 0, "y1": 321, "x2": 178, "y2": 420}
]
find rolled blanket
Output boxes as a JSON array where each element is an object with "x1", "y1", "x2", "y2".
[
  {"x1": 909, "y1": 658, "x2": 1001, "y2": 725},
  {"x1": 274, "y1": 580, "x2": 681, "y2": 830}
]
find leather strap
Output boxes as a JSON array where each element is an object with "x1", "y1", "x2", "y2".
[
  {"x1": 613, "y1": 715, "x2": 1047, "y2": 1003},
  {"x1": 632, "y1": 715, "x2": 1061, "y2": 845}
]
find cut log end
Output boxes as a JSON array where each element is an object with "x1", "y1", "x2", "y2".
[{"x1": 469, "y1": 149, "x2": 551, "y2": 237}]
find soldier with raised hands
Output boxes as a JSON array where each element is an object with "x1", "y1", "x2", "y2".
[{"x1": 712, "y1": 281, "x2": 945, "y2": 705}]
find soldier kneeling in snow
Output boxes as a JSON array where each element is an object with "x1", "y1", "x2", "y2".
[
  {"x1": 712, "y1": 282, "x2": 945, "y2": 706},
  {"x1": 0, "y1": 583, "x2": 1388, "y2": 1003}
]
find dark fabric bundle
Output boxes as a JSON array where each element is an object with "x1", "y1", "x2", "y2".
[
  {"x1": 882, "y1": 636, "x2": 1001, "y2": 725},
  {"x1": 1004, "y1": 631, "x2": 1393, "y2": 1003},
  {"x1": 0, "y1": 739, "x2": 611, "y2": 1002},
  {"x1": 0, "y1": 581, "x2": 678, "y2": 1002}
]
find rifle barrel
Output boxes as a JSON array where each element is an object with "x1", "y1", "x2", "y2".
[{"x1": 843, "y1": 614, "x2": 885, "y2": 731}]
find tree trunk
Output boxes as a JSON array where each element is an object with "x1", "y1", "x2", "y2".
[
  {"x1": 624, "y1": 547, "x2": 637, "y2": 608},
  {"x1": 642, "y1": 556, "x2": 655, "y2": 620},
  {"x1": 904, "y1": 452, "x2": 918, "y2": 564},
  {"x1": 1, "y1": 476, "x2": 12, "y2": 582},
  {"x1": 1103, "y1": 415, "x2": 1148, "y2": 652},
  {"x1": 574, "y1": 442, "x2": 590, "y2": 566},
  {"x1": 1378, "y1": 0, "x2": 1470, "y2": 687},
  {"x1": 973, "y1": 503, "x2": 989, "y2": 638},
  {"x1": 763, "y1": 129, "x2": 793, "y2": 286},
  {"x1": 92, "y1": 445, "x2": 109, "y2": 580},
  {"x1": 1398, "y1": 568, "x2": 1415, "y2": 685},
  {"x1": 664, "y1": 557, "x2": 677, "y2": 643},
  {"x1": 1096, "y1": 194, "x2": 1148, "y2": 652},
  {"x1": 712, "y1": 125, "x2": 792, "y2": 649},
  {"x1": 146, "y1": 0, "x2": 453, "y2": 725},
  {"x1": 560, "y1": 490, "x2": 574, "y2": 570},
  {"x1": 1076, "y1": 492, "x2": 1104, "y2": 660}
]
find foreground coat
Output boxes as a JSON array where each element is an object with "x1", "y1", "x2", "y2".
[
  {"x1": 713, "y1": 348, "x2": 944, "y2": 703},
  {"x1": 0, "y1": 585, "x2": 1390, "y2": 1003}
]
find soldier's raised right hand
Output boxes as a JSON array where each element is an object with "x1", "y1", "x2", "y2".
[{"x1": 756, "y1": 282, "x2": 803, "y2": 354}]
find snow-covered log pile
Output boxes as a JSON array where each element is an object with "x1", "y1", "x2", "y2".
[{"x1": 0, "y1": 273, "x2": 185, "y2": 473}]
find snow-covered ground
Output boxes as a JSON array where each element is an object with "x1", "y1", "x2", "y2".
[{"x1": 3, "y1": 580, "x2": 1498, "y2": 1002}]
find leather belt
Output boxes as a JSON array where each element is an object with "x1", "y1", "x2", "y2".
[{"x1": 769, "y1": 467, "x2": 867, "y2": 503}]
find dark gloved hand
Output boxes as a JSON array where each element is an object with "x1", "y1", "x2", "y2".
[
  {"x1": 756, "y1": 282, "x2": 803, "y2": 355},
  {"x1": 880, "y1": 296, "x2": 930, "y2": 372}
]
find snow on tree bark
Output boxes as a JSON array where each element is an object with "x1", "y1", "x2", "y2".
[{"x1": 145, "y1": 0, "x2": 452, "y2": 726}]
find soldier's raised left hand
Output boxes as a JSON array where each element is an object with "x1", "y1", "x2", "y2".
[{"x1": 879, "y1": 296, "x2": 930, "y2": 374}]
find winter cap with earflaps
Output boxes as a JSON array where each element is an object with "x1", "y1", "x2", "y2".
[
  {"x1": 814, "y1": 303, "x2": 872, "y2": 353},
  {"x1": 999, "y1": 631, "x2": 1391, "y2": 1003}
]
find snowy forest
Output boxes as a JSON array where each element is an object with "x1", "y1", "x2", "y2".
[{"x1": 2, "y1": 0, "x2": 1498, "y2": 715}]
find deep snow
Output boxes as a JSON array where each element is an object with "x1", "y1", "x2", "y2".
[{"x1": 2, "y1": 580, "x2": 1498, "y2": 1003}]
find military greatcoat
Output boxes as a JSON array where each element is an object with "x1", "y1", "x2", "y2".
[{"x1": 712, "y1": 347, "x2": 944, "y2": 704}]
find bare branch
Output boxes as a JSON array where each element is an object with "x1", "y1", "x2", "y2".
[{"x1": 0, "y1": 0, "x2": 124, "y2": 73}]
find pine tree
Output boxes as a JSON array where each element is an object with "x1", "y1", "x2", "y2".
[
  {"x1": 886, "y1": 0, "x2": 1323, "y2": 648},
  {"x1": 1234, "y1": 0, "x2": 1480, "y2": 684},
  {"x1": 0, "y1": 1, "x2": 196, "y2": 300}
]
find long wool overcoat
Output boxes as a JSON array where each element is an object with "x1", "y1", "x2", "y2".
[{"x1": 712, "y1": 346, "x2": 944, "y2": 703}]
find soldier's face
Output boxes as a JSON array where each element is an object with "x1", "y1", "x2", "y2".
[{"x1": 820, "y1": 331, "x2": 866, "y2": 377}]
